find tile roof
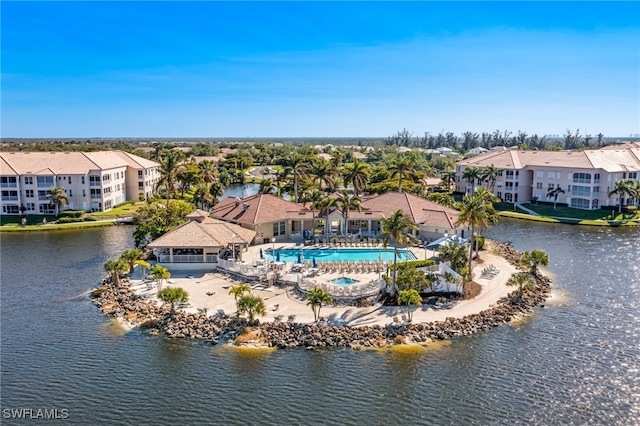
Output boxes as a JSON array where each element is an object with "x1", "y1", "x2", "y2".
[
  {"x1": 148, "y1": 218, "x2": 256, "y2": 248},
  {"x1": 0, "y1": 151, "x2": 159, "y2": 175},
  {"x1": 211, "y1": 193, "x2": 313, "y2": 225},
  {"x1": 353, "y1": 192, "x2": 460, "y2": 229},
  {"x1": 457, "y1": 146, "x2": 640, "y2": 172}
]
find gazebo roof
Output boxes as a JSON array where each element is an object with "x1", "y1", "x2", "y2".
[{"x1": 147, "y1": 218, "x2": 256, "y2": 249}]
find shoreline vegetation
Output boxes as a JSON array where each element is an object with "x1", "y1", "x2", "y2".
[{"x1": 91, "y1": 240, "x2": 552, "y2": 349}]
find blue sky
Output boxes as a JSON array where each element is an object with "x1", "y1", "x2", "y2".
[{"x1": 2, "y1": 1, "x2": 639, "y2": 138}]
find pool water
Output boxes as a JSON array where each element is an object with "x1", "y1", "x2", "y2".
[
  {"x1": 331, "y1": 277, "x2": 359, "y2": 285},
  {"x1": 268, "y1": 248, "x2": 416, "y2": 263}
]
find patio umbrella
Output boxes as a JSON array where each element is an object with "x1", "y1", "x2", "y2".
[
  {"x1": 276, "y1": 250, "x2": 280, "y2": 262},
  {"x1": 259, "y1": 248, "x2": 264, "y2": 259},
  {"x1": 312, "y1": 257, "x2": 317, "y2": 268},
  {"x1": 297, "y1": 252, "x2": 302, "y2": 264}
]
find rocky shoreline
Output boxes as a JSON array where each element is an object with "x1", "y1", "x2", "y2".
[{"x1": 91, "y1": 241, "x2": 551, "y2": 349}]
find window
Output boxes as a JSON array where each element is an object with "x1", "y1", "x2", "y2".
[
  {"x1": 102, "y1": 174, "x2": 110, "y2": 181},
  {"x1": 536, "y1": 171, "x2": 544, "y2": 178},
  {"x1": 504, "y1": 193, "x2": 513, "y2": 202},
  {"x1": 272, "y1": 221, "x2": 286, "y2": 236},
  {"x1": 39, "y1": 204, "x2": 55, "y2": 214},
  {"x1": 82, "y1": 189, "x2": 86, "y2": 197},
  {"x1": 90, "y1": 202, "x2": 102, "y2": 212},
  {"x1": 593, "y1": 186, "x2": 599, "y2": 194},
  {"x1": 548, "y1": 171, "x2": 555, "y2": 179},
  {"x1": 90, "y1": 188, "x2": 101, "y2": 199},
  {"x1": 548, "y1": 183, "x2": 555, "y2": 190},
  {"x1": 138, "y1": 170, "x2": 143, "y2": 179},
  {"x1": 592, "y1": 199, "x2": 599, "y2": 209},
  {"x1": 505, "y1": 182, "x2": 514, "y2": 189},
  {"x1": 37, "y1": 176, "x2": 54, "y2": 187},
  {"x1": 103, "y1": 187, "x2": 111, "y2": 194},
  {"x1": 571, "y1": 198, "x2": 590, "y2": 209},
  {"x1": 629, "y1": 172, "x2": 638, "y2": 179},
  {"x1": 497, "y1": 170, "x2": 503, "y2": 177},
  {"x1": 1, "y1": 190, "x2": 18, "y2": 201},
  {"x1": 26, "y1": 203, "x2": 35, "y2": 211},
  {"x1": 572, "y1": 186, "x2": 590, "y2": 196},
  {"x1": 2, "y1": 205, "x2": 19, "y2": 214},
  {"x1": 104, "y1": 200, "x2": 112, "y2": 210},
  {"x1": 25, "y1": 189, "x2": 34, "y2": 197},
  {"x1": 594, "y1": 173, "x2": 600, "y2": 183},
  {"x1": 1, "y1": 177, "x2": 18, "y2": 187},
  {"x1": 89, "y1": 176, "x2": 101, "y2": 186},
  {"x1": 24, "y1": 176, "x2": 33, "y2": 185},
  {"x1": 573, "y1": 173, "x2": 591, "y2": 184},
  {"x1": 496, "y1": 192, "x2": 502, "y2": 199},
  {"x1": 506, "y1": 170, "x2": 514, "y2": 179},
  {"x1": 68, "y1": 176, "x2": 71, "y2": 184},
  {"x1": 68, "y1": 189, "x2": 73, "y2": 197},
  {"x1": 536, "y1": 182, "x2": 543, "y2": 189},
  {"x1": 81, "y1": 176, "x2": 85, "y2": 185},
  {"x1": 38, "y1": 190, "x2": 49, "y2": 200},
  {"x1": 138, "y1": 182, "x2": 144, "y2": 189},
  {"x1": 515, "y1": 182, "x2": 519, "y2": 188}
]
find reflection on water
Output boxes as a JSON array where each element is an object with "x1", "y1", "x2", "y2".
[{"x1": 1, "y1": 221, "x2": 639, "y2": 424}]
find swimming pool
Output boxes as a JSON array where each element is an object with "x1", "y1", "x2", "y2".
[
  {"x1": 330, "y1": 277, "x2": 360, "y2": 285},
  {"x1": 268, "y1": 248, "x2": 416, "y2": 263}
]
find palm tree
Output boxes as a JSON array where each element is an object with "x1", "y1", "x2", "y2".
[
  {"x1": 608, "y1": 179, "x2": 635, "y2": 213},
  {"x1": 46, "y1": 186, "x2": 68, "y2": 215},
  {"x1": 198, "y1": 160, "x2": 218, "y2": 184},
  {"x1": 342, "y1": 158, "x2": 369, "y2": 196},
  {"x1": 438, "y1": 242, "x2": 469, "y2": 276},
  {"x1": 309, "y1": 159, "x2": 336, "y2": 192},
  {"x1": 547, "y1": 186, "x2": 565, "y2": 210},
  {"x1": 397, "y1": 289, "x2": 422, "y2": 322},
  {"x1": 306, "y1": 287, "x2": 333, "y2": 322},
  {"x1": 274, "y1": 169, "x2": 289, "y2": 198},
  {"x1": 177, "y1": 159, "x2": 203, "y2": 197},
  {"x1": 519, "y1": 250, "x2": 549, "y2": 278},
  {"x1": 103, "y1": 259, "x2": 128, "y2": 286},
  {"x1": 380, "y1": 209, "x2": 419, "y2": 293},
  {"x1": 285, "y1": 154, "x2": 309, "y2": 203},
  {"x1": 192, "y1": 183, "x2": 214, "y2": 209},
  {"x1": 335, "y1": 189, "x2": 362, "y2": 235},
  {"x1": 150, "y1": 265, "x2": 171, "y2": 291},
  {"x1": 506, "y1": 272, "x2": 535, "y2": 298},
  {"x1": 388, "y1": 157, "x2": 414, "y2": 193},
  {"x1": 462, "y1": 166, "x2": 481, "y2": 194},
  {"x1": 157, "y1": 149, "x2": 185, "y2": 200},
  {"x1": 480, "y1": 164, "x2": 500, "y2": 192},
  {"x1": 120, "y1": 248, "x2": 143, "y2": 273},
  {"x1": 259, "y1": 178, "x2": 277, "y2": 195},
  {"x1": 455, "y1": 188, "x2": 499, "y2": 280},
  {"x1": 302, "y1": 189, "x2": 325, "y2": 237},
  {"x1": 229, "y1": 284, "x2": 251, "y2": 312},
  {"x1": 440, "y1": 169, "x2": 457, "y2": 191},
  {"x1": 237, "y1": 294, "x2": 266, "y2": 322},
  {"x1": 134, "y1": 259, "x2": 151, "y2": 280},
  {"x1": 157, "y1": 287, "x2": 189, "y2": 313}
]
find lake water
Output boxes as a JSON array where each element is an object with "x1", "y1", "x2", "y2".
[{"x1": 1, "y1": 221, "x2": 638, "y2": 424}]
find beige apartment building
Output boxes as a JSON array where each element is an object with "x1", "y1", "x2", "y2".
[
  {"x1": 455, "y1": 143, "x2": 640, "y2": 210},
  {"x1": 0, "y1": 151, "x2": 160, "y2": 215}
]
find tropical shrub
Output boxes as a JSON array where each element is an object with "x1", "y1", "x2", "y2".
[
  {"x1": 57, "y1": 217, "x2": 84, "y2": 223},
  {"x1": 157, "y1": 287, "x2": 189, "y2": 313},
  {"x1": 83, "y1": 216, "x2": 98, "y2": 221},
  {"x1": 59, "y1": 210, "x2": 85, "y2": 218}
]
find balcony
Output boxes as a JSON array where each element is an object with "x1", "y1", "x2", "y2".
[
  {"x1": 1, "y1": 183, "x2": 17, "y2": 188},
  {"x1": 1, "y1": 196, "x2": 18, "y2": 201}
]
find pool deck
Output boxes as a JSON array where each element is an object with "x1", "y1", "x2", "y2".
[{"x1": 129, "y1": 241, "x2": 519, "y2": 328}]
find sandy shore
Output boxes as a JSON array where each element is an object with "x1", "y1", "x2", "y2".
[{"x1": 132, "y1": 243, "x2": 518, "y2": 327}]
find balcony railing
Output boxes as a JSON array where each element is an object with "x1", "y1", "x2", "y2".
[
  {"x1": 1, "y1": 196, "x2": 18, "y2": 201},
  {"x1": 157, "y1": 255, "x2": 218, "y2": 263},
  {"x1": 1, "y1": 183, "x2": 17, "y2": 188}
]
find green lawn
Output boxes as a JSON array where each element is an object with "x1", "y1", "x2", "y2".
[
  {"x1": 91, "y1": 202, "x2": 144, "y2": 217},
  {"x1": 520, "y1": 203, "x2": 638, "y2": 221}
]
